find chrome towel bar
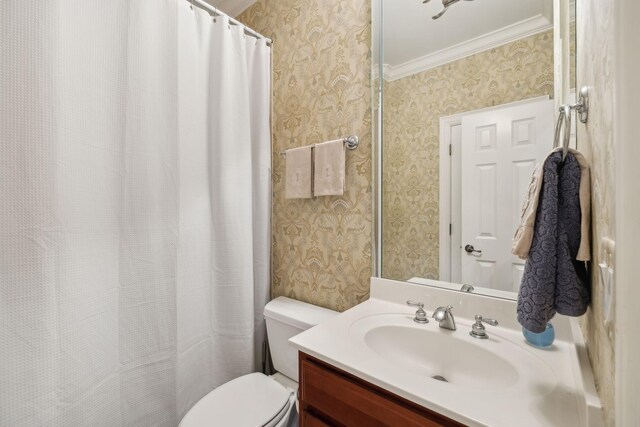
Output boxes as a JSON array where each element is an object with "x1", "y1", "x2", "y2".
[{"x1": 280, "y1": 135, "x2": 359, "y2": 157}]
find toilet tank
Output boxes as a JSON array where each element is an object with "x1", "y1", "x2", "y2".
[{"x1": 264, "y1": 297, "x2": 337, "y2": 382}]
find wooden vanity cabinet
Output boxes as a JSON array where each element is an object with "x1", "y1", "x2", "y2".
[{"x1": 298, "y1": 352, "x2": 467, "y2": 427}]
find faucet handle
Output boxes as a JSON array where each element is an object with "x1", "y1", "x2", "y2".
[
  {"x1": 406, "y1": 300, "x2": 428, "y2": 324},
  {"x1": 470, "y1": 315, "x2": 498, "y2": 339},
  {"x1": 475, "y1": 315, "x2": 498, "y2": 326}
]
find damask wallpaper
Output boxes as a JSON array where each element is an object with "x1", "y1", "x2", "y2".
[
  {"x1": 382, "y1": 30, "x2": 555, "y2": 281},
  {"x1": 238, "y1": 0, "x2": 373, "y2": 312},
  {"x1": 576, "y1": 0, "x2": 616, "y2": 424}
]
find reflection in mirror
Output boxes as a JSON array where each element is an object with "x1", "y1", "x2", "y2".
[{"x1": 374, "y1": 0, "x2": 576, "y2": 299}]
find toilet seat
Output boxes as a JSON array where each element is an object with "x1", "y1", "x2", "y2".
[{"x1": 179, "y1": 373, "x2": 294, "y2": 427}]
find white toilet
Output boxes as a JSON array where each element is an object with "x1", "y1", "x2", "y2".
[{"x1": 179, "y1": 296, "x2": 337, "y2": 427}]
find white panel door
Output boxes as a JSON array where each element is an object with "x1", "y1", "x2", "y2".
[{"x1": 460, "y1": 98, "x2": 554, "y2": 292}]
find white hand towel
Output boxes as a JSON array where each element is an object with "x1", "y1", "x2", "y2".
[
  {"x1": 313, "y1": 139, "x2": 345, "y2": 196},
  {"x1": 285, "y1": 146, "x2": 312, "y2": 199}
]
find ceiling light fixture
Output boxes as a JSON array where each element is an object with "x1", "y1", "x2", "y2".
[{"x1": 422, "y1": 0, "x2": 476, "y2": 20}]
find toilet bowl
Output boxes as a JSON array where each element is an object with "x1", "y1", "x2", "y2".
[{"x1": 179, "y1": 297, "x2": 337, "y2": 427}]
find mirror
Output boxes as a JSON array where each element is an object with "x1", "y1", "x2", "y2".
[{"x1": 373, "y1": 0, "x2": 576, "y2": 299}]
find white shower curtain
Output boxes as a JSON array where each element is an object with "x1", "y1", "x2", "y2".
[{"x1": 0, "y1": 0, "x2": 271, "y2": 425}]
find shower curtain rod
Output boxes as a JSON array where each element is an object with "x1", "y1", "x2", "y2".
[{"x1": 190, "y1": 0, "x2": 273, "y2": 46}]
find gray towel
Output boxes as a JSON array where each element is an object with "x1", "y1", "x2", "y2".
[{"x1": 517, "y1": 152, "x2": 590, "y2": 333}]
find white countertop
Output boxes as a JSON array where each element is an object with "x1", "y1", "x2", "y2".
[{"x1": 290, "y1": 277, "x2": 603, "y2": 427}]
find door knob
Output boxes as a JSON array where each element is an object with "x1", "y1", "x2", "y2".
[{"x1": 464, "y1": 244, "x2": 482, "y2": 254}]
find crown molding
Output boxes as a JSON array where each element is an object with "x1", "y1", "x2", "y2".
[{"x1": 383, "y1": 14, "x2": 553, "y2": 82}]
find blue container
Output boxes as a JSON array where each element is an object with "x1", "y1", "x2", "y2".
[{"x1": 522, "y1": 323, "x2": 555, "y2": 348}]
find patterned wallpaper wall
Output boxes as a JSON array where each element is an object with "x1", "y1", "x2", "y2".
[
  {"x1": 382, "y1": 31, "x2": 554, "y2": 281},
  {"x1": 576, "y1": 0, "x2": 616, "y2": 424},
  {"x1": 239, "y1": 1, "x2": 614, "y2": 421},
  {"x1": 238, "y1": 0, "x2": 372, "y2": 312}
]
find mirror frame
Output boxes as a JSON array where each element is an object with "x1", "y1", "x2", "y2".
[{"x1": 371, "y1": 0, "x2": 383, "y2": 278}]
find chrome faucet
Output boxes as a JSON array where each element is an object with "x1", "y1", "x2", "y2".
[
  {"x1": 432, "y1": 305, "x2": 456, "y2": 330},
  {"x1": 460, "y1": 284, "x2": 474, "y2": 293}
]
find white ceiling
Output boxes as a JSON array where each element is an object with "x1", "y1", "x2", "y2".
[
  {"x1": 383, "y1": 0, "x2": 553, "y2": 68},
  {"x1": 203, "y1": 0, "x2": 257, "y2": 17}
]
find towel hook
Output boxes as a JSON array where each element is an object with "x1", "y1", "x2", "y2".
[
  {"x1": 553, "y1": 86, "x2": 589, "y2": 161},
  {"x1": 574, "y1": 86, "x2": 589, "y2": 124}
]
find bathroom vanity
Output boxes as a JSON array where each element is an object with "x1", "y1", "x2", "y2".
[
  {"x1": 299, "y1": 352, "x2": 463, "y2": 426},
  {"x1": 290, "y1": 278, "x2": 603, "y2": 427}
]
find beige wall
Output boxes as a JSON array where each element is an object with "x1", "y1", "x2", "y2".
[
  {"x1": 238, "y1": 0, "x2": 372, "y2": 312},
  {"x1": 614, "y1": 2, "x2": 640, "y2": 424},
  {"x1": 576, "y1": 0, "x2": 616, "y2": 424},
  {"x1": 382, "y1": 31, "x2": 554, "y2": 280}
]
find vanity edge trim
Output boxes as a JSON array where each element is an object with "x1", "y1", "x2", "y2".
[{"x1": 569, "y1": 318, "x2": 605, "y2": 427}]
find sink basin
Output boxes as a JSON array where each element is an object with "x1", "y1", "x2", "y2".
[
  {"x1": 364, "y1": 324, "x2": 519, "y2": 389},
  {"x1": 349, "y1": 314, "x2": 557, "y2": 397}
]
